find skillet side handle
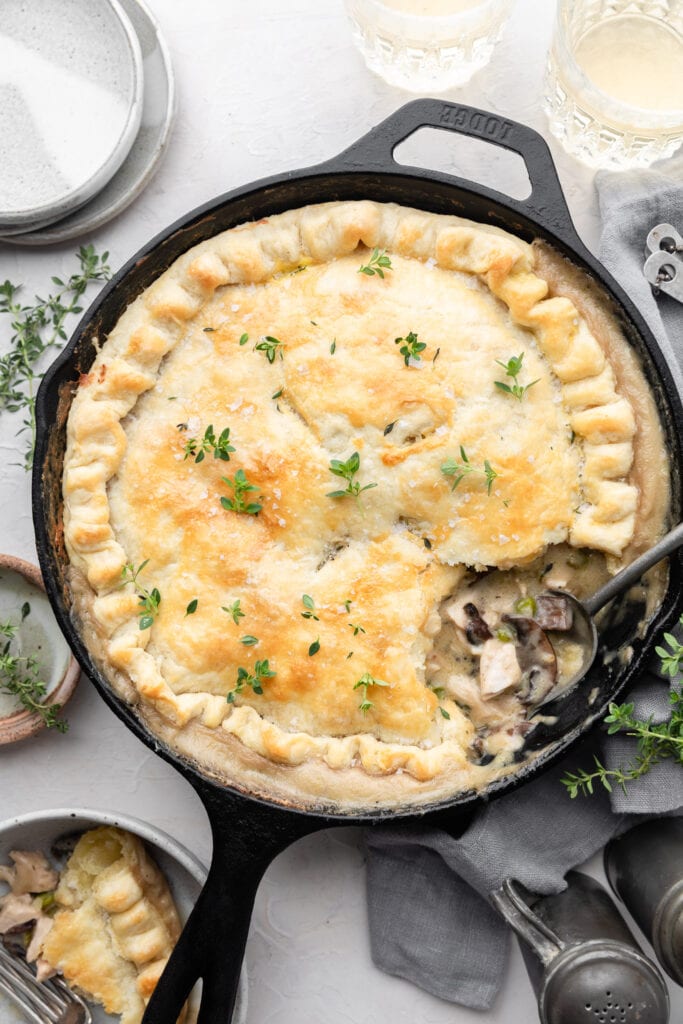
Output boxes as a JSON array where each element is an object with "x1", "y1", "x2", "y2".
[
  {"x1": 328, "y1": 98, "x2": 585, "y2": 253},
  {"x1": 142, "y1": 785, "x2": 326, "y2": 1024}
]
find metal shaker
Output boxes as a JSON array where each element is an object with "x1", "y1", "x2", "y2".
[
  {"x1": 605, "y1": 818, "x2": 683, "y2": 986},
  {"x1": 491, "y1": 871, "x2": 670, "y2": 1024}
]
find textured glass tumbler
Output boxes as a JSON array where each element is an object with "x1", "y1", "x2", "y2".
[
  {"x1": 343, "y1": 0, "x2": 513, "y2": 92},
  {"x1": 543, "y1": 0, "x2": 683, "y2": 170}
]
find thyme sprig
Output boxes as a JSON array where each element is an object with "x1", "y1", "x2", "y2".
[
  {"x1": 326, "y1": 451, "x2": 377, "y2": 504},
  {"x1": 562, "y1": 625, "x2": 683, "y2": 797},
  {"x1": 354, "y1": 672, "x2": 389, "y2": 714},
  {"x1": 220, "y1": 469, "x2": 262, "y2": 515},
  {"x1": 562, "y1": 692, "x2": 683, "y2": 797},
  {"x1": 222, "y1": 600, "x2": 245, "y2": 624},
  {"x1": 0, "y1": 619, "x2": 67, "y2": 731},
  {"x1": 227, "y1": 660, "x2": 275, "y2": 703},
  {"x1": 119, "y1": 561, "x2": 161, "y2": 630},
  {"x1": 301, "y1": 594, "x2": 319, "y2": 621},
  {"x1": 394, "y1": 331, "x2": 426, "y2": 367},
  {"x1": 494, "y1": 353, "x2": 539, "y2": 401},
  {"x1": 441, "y1": 447, "x2": 498, "y2": 495},
  {"x1": 254, "y1": 335, "x2": 284, "y2": 363},
  {"x1": 0, "y1": 246, "x2": 111, "y2": 469},
  {"x1": 182, "y1": 424, "x2": 235, "y2": 463},
  {"x1": 358, "y1": 248, "x2": 392, "y2": 279}
]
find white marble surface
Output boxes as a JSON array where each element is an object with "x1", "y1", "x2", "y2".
[{"x1": 1, "y1": 1, "x2": 682, "y2": 1021}]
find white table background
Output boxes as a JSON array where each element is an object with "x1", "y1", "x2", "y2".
[{"x1": 2, "y1": 1, "x2": 682, "y2": 1021}]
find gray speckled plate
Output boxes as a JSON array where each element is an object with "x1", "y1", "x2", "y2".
[
  {"x1": 0, "y1": 0, "x2": 144, "y2": 231},
  {"x1": 0, "y1": 809, "x2": 248, "y2": 1024},
  {"x1": 2, "y1": 0, "x2": 176, "y2": 246}
]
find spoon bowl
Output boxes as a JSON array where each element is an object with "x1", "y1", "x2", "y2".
[{"x1": 529, "y1": 520, "x2": 683, "y2": 719}]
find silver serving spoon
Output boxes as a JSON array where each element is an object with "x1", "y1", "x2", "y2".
[{"x1": 530, "y1": 521, "x2": 683, "y2": 715}]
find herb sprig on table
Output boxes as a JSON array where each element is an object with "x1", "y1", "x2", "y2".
[
  {"x1": 0, "y1": 616, "x2": 67, "y2": 731},
  {"x1": 562, "y1": 626, "x2": 683, "y2": 797},
  {"x1": 0, "y1": 246, "x2": 111, "y2": 469}
]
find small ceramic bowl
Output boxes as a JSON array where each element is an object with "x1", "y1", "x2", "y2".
[
  {"x1": 0, "y1": 808, "x2": 248, "y2": 1024},
  {"x1": 0, "y1": 554, "x2": 80, "y2": 744}
]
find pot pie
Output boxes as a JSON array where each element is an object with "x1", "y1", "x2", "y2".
[{"x1": 62, "y1": 200, "x2": 669, "y2": 809}]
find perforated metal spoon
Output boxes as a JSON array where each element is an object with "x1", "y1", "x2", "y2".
[{"x1": 529, "y1": 521, "x2": 683, "y2": 716}]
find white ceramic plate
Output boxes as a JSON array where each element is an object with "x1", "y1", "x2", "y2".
[
  {"x1": 1, "y1": 0, "x2": 176, "y2": 246},
  {"x1": 0, "y1": 809, "x2": 248, "y2": 1024},
  {"x1": 0, "y1": 0, "x2": 144, "y2": 231}
]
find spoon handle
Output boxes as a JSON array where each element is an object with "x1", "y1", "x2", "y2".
[{"x1": 584, "y1": 521, "x2": 683, "y2": 617}]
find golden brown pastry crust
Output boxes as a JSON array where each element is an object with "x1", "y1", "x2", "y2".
[
  {"x1": 42, "y1": 827, "x2": 182, "y2": 1024},
  {"x1": 62, "y1": 201, "x2": 664, "y2": 799}
]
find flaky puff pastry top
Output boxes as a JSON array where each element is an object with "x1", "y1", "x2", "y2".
[{"x1": 63, "y1": 201, "x2": 648, "y2": 785}]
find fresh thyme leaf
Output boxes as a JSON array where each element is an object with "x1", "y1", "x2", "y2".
[
  {"x1": 254, "y1": 335, "x2": 284, "y2": 363},
  {"x1": 308, "y1": 638, "x2": 320, "y2": 657},
  {"x1": 383, "y1": 421, "x2": 396, "y2": 436},
  {"x1": 330, "y1": 339, "x2": 336, "y2": 355},
  {"x1": 222, "y1": 600, "x2": 245, "y2": 624},
  {"x1": 326, "y1": 451, "x2": 377, "y2": 505},
  {"x1": 220, "y1": 468, "x2": 262, "y2": 515},
  {"x1": 432, "y1": 347, "x2": 441, "y2": 365},
  {"x1": 394, "y1": 331, "x2": 426, "y2": 367},
  {"x1": 21, "y1": 602, "x2": 30, "y2": 621},
  {"x1": 119, "y1": 561, "x2": 161, "y2": 630},
  {"x1": 0, "y1": 245, "x2": 111, "y2": 470},
  {"x1": 349, "y1": 622, "x2": 365, "y2": 636},
  {"x1": 240, "y1": 635, "x2": 259, "y2": 646},
  {"x1": 494, "y1": 353, "x2": 539, "y2": 401},
  {"x1": 185, "y1": 599, "x2": 198, "y2": 616},
  {"x1": 440, "y1": 707, "x2": 451, "y2": 719},
  {"x1": 343, "y1": 599, "x2": 352, "y2": 613},
  {"x1": 346, "y1": 651, "x2": 354, "y2": 659},
  {"x1": 0, "y1": 619, "x2": 67, "y2": 731},
  {"x1": 176, "y1": 422, "x2": 188, "y2": 432},
  {"x1": 358, "y1": 248, "x2": 392, "y2": 279},
  {"x1": 203, "y1": 326, "x2": 216, "y2": 333},
  {"x1": 441, "y1": 447, "x2": 499, "y2": 496},
  {"x1": 239, "y1": 333, "x2": 249, "y2": 346},
  {"x1": 353, "y1": 672, "x2": 389, "y2": 714},
  {"x1": 226, "y1": 659, "x2": 275, "y2": 703},
  {"x1": 562, "y1": 626, "x2": 683, "y2": 798},
  {"x1": 183, "y1": 424, "x2": 235, "y2": 463},
  {"x1": 271, "y1": 388, "x2": 283, "y2": 400},
  {"x1": 423, "y1": 537, "x2": 432, "y2": 550},
  {"x1": 301, "y1": 594, "x2": 319, "y2": 621}
]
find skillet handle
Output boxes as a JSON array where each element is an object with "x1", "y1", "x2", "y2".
[
  {"x1": 329, "y1": 98, "x2": 585, "y2": 252},
  {"x1": 142, "y1": 783, "x2": 326, "y2": 1024}
]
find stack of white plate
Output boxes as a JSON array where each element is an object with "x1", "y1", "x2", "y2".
[{"x1": 0, "y1": 0, "x2": 175, "y2": 246}]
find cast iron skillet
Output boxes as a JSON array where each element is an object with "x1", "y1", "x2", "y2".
[{"x1": 33, "y1": 100, "x2": 683, "y2": 1023}]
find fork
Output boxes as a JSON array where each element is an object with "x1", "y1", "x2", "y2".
[{"x1": 0, "y1": 943, "x2": 91, "y2": 1024}]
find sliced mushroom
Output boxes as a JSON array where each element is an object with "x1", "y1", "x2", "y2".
[
  {"x1": 534, "y1": 594, "x2": 574, "y2": 632},
  {"x1": 479, "y1": 637, "x2": 522, "y2": 698},
  {"x1": 0, "y1": 892, "x2": 37, "y2": 933},
  {"x1": 445, "y1": 596, "x2": 492, "y2": 647},
  {"x1": 6, "y1": 851, "x2": 58, "y2": 896},
  {"x1": 502, "y1": 614, "x2": 557, "y2": 706}
]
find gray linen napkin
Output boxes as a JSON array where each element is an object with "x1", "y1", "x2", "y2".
[{"x1": 365, "y1": 153, "x2": 683, "y2": 1011}]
